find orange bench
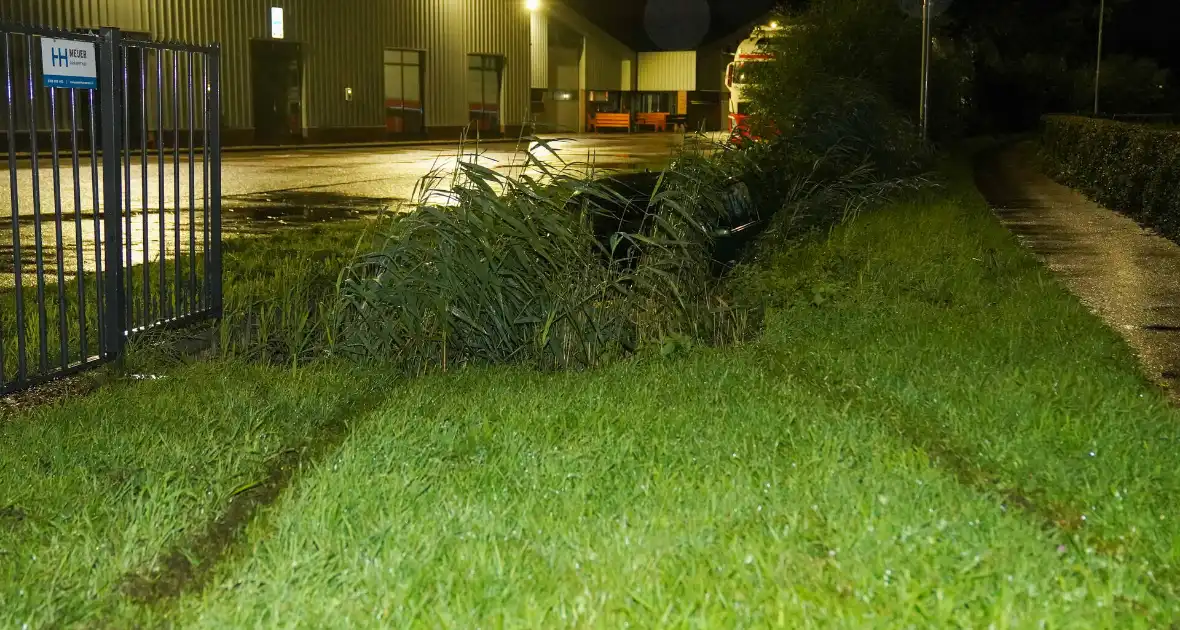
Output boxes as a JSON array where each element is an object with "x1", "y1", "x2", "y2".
[
  {"x1": 591, "y1": 112, "x2": 631, "y2": 133},
  {"x1": 635, "y1": 112, "x2": 668, "y2": 132}
]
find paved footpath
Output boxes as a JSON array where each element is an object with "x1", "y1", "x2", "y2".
[{"x1": 974, "y1": 141, "x2": 1180, "y2": 401}]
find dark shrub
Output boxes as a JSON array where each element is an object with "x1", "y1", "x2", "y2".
[{"x1": 1041, "y1": 115, "x2": 1180, "y2": 241}]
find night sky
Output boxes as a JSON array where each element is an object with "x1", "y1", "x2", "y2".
[
  {"x1": 949, "y1": 0, "x2": 1179, "y2": 65},
  {"x1": 560, "y1": 0, "x2": 778, "y2": 51},
  {"x1": 565, "y1": 0, "x2": 1178, "y2": 72}
]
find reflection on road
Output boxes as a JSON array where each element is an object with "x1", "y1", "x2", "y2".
[{"x1": 0, "y1": 133, "x2": 725, "y2": 287}]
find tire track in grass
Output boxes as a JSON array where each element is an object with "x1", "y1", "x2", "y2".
[
  {"x1": 766, "y1": 349, "x2": 1178, "y2": 615},
  {"x1": 116, "y1": 386, "x2": 392, "y2": 608},
  {"x1": 878, "y1": 406, "x2": 1172, "y2": 619}
]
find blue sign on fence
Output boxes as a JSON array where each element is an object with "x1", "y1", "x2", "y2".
[{"x1": 40, "y1": 38, "x2": 98, "y2": 89}]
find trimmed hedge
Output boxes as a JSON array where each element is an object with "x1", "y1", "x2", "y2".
[{"x1": 1040, "y1": 115, "x2": 1180, "y2": 241}]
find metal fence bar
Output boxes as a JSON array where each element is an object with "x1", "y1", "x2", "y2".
[
  {"x1": 69, "y1": 88, "x2": 87, "y2": 360},
  {"x1": 186, "y1": 50, "x2": 195, "y2": 318},
  {"x1": 3, "y1": 32, "x2": 26, "y2": 384},
  {"x1": 0, "y1": 34, "x2": 7, "y2": 385},
  {"x1": 207, "y1": 46, "x2": 221, "y2": 317},
  {"x1": 201, "y1": 57, "x2": 209, "y2": 314},
  {"x1": 48, "y1": 88, "x2": 68, "y2": 369},
  {"x1": 155, "y1": 49, "x2": 165, "y2": 325},
  {"x1": 27, "y1": 41, "x2": 49, "y2": 374},
  {"x1": 122, "y1": 50, "x2": 133, "y2": 334},
  {"x1": 139, "y1": 51, "x2": 148, "y2": 330},
  {"x1": 171, "y1": 49, "x2": 180, "y2": 320},
  {"x1": 99, "y1": 26, "x2": 124, "y2": 359},
  {"x1": 87, "y1": 88, "x2": 103, "y2": 356}
]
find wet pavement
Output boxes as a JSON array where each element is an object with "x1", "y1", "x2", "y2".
[
  {"x1": 0, "y1": 132, "x2": 715, "y2": 284},
  {"x1": 974, "y1": 141, "x2": 1180, "y2": 400}
]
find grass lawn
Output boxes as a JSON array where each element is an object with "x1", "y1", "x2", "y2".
[
  {"x1": 1, "y1": 220, "x2": 386, "y2": 626},
  {"x1": 3, "y1": 162, "x2": 1180, "y2": 627},
  {"x1": 0, "y1": 219, "x2": 375, "y2": 389}
]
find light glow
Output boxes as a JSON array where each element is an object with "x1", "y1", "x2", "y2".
[{"x1": 270, "y1": 7, "x2": 284, "y2": 39}]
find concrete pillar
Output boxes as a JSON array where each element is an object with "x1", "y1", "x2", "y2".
[{"x1": 578, "y1": 37, "x2": 587, "y2": 133}]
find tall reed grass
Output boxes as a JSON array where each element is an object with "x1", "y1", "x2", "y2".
[
  {"x1": 208, "y1": 130, "x2": 922, "y2": 375},
  {"x1": 332, "y1": 137, "x2": 756, "y2": 373}
]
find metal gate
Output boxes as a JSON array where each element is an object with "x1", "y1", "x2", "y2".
[{"x1": 1, "y1": 24, "x2": 221, "y2": 395}]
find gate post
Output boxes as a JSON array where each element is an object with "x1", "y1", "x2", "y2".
[
  {"x1": 97, "y1": 27, "x2": 125, "y2": 358},
  {"x1": 207, "y1": 45, "x2": 223, "y2": 317}
]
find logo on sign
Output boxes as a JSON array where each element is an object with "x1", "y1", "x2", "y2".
[{"x1": 40, "y1": 38, "x2": 97, "y2": 89}]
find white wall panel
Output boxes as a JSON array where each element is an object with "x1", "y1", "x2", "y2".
[{"x1": 637, "y1": 51, "x2": 697, "y2": 92}]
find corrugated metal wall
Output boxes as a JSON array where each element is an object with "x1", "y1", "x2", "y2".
[
  {"x1": 0, "y1": 23, "x2": 211, "y2": 135},
  {"x1": 2, "y1": 0, "x2": 531, "y2": 133},
  {"x1": 530, "y1": 11, "x2": 547, "y2": 89},
  {"x1": 287, "y1": 0, "x2": 531, "y2": 130},
  {"x1": 637, "y1": 51, "x2": 696, "y2": 92},
  {"x1": 546, "y1": 3, "x2": 633, "y2": 92},
  {"x1": 582, "y1": 37, "x2": 627, "y2": 91}
]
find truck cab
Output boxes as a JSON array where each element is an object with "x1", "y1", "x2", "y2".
[{"x1": 724, "y1": 25, "x2": 787, "y2": 143}]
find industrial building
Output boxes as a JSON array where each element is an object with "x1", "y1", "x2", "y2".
[
  {"x1": 532, "y1": 3, "x2": 735, "y2": 134},
  {"x1": 1, "y1": 0, "x2": 738, "y2": 144}
]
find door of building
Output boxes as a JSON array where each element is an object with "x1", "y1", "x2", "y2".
[
  {"x1": 467, "y1": 54, "x2": 503, "y2": 136},
  {"x1": 250, "y1": 39, "x2": 303, "y2": 144},
  {"x1": 383, "y1": 49, "x2": 425, "y2": 137},
  {"x1": 686, "y1": 91, "x2": 723, "y2": 132}
]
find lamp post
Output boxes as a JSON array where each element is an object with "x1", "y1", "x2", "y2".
[
  {"x1": 902, "y1": 0, "x2": 947, "y2": 140},
  {"x1": 919, "y1": 0, "x2": 931, "y2": 140},
  {"x1": 1092, "y1": 0, "x2": 1105, "y2": 116}
]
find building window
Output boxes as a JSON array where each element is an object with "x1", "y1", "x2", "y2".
[
  {"x1": 384, "y1": 49, "x2": 424, "y2": 135},
  {"x1": 637, "y1": 92, "x2": 674, "y2": 114},
  {"x1": 468, "y1": 54, "x2": 503, "y2": 133}
]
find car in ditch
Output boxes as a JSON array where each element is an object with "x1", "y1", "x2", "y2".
[{"x1": 565, "y1": 169, "x2": 760, "y2": 276}]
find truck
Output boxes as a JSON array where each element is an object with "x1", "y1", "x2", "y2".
[{"x1": 724, "y1": 24, "x2": 787, "y2": 144}]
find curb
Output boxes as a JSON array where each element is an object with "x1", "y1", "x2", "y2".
[
  {"x1": 0, "y1": 136, "x2": 552, "y2": 164},
  {"x1": 221, "y1": 137, "x2": 534, "y2": 153}
]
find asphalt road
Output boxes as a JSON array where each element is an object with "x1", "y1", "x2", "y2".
[
  {"x1": 215, "y1": 133, "x2": 709, "y2": 220},
  {"x1": 0, "y1": 132, "x2": 715, "y2": 282}
]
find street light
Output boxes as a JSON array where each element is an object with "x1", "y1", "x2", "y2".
[{"x1": 525, "y1": 0, "x2": 540, "y2": 11}]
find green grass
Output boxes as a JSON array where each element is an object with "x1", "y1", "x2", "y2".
[
  {"x1": 4, "y1": 163, "x2": 1180, "y2": 627},
  {"x1": 0, "y1": 252, "x2": 203, "y2": 382},
  {"x1": 0, "y1": 220, "x2": 374, "y2": 382},
  {"x1": 0, "y1": 361, "x2": 394, "y2": 626},
  {"x1": 0, "y1": 220, "x2": 382, "y2": 627}
]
